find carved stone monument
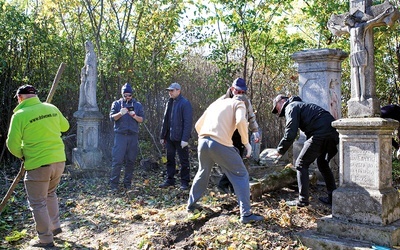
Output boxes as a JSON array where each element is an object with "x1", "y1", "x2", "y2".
[
  {"x1": 72, "y1": 41, "x2": 103, "y2": 170},
  {"x1": 291, "y1": 49, "x2": 347, "y2": 181},
  {"x1": 291, "y1": 49, "x2": 347, "y2": 120},
  {"x1": 300, "y1": 1, "x2": 400, "y2": 248},
  {"x1": 78, "y1": 41, "x2": 99, "y2": 112},
  {"x1": 327, "y1": 0, "x2": 399, "y2": 118}
]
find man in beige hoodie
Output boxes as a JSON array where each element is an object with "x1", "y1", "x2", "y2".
[
  {"x1": 187, "y1": 95, "x2": 264, "y2": 224},
  {"x1": 217, "y1": 77, "x2": 260, "y2": 194}
]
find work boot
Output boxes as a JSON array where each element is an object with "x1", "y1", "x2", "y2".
[
  {"x1": 53, "y1": 228, "x2": 62, "y2": 236},
  {"x1": 318, "y1": 195, "x2": 332, "y2": 206},
  {"x1": 30, "y1": 240, "x2": 54, "y2": 248},
  {"x1": 240, "y1": 213, "x2": 264, "y2": 224},
  {"x1": 217, "y1": 184, "x2": 231, "y2": 194},
  {"x1": 180, "y1": 183, "x2": 189, "y2": 190},
  {"x1": 158, "y1": 182, "x2": 174, "y2": 188}
]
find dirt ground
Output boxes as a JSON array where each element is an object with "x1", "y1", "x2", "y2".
[{"x1": 0, "y1": 161, "x2": 334, "y2": 250}]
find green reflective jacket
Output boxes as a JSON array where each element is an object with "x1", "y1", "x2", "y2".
[{"x1": 6, "y1": 96, "x2": 70, "y2": 170}]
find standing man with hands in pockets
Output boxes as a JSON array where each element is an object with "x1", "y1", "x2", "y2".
[
  {"x1": 109, "y1": 83, "x2": 145, "y2": 193},
  {"x1": 159, "y1": 82, "x2": 193, "y2": 190}
]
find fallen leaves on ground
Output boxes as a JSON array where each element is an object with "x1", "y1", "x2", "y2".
[{"x1": 0, "y1": 164, "x2": 332, "y2": 250}]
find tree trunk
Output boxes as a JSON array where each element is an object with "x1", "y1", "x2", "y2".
[{"x1": 250, "y1": 165, "x2": 297, "y2": 201}]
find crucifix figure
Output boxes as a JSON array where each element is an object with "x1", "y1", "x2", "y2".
[{"x1": 328, "y1": 0, "x2": 399, "y2": 104}]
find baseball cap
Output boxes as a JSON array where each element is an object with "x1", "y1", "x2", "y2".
[
  {"x1": 272, "y1": 94, "x2": 288, "y2": 114},
  {"x1": 15, "y1": 85, "x2": 37, "y2": 97},
  {"x1": 166, "y1": 82, "x2": 181, "y2": 90},
  {"x1": 232, "y1": 78, "x2": 247, "y2": 91}
]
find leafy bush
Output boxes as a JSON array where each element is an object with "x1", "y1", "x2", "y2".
[{"x1": 393, "y1": 159, "x2": 400, "y2": 184}]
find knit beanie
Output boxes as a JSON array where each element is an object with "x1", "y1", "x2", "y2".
[
  {"x1": 232, "y1": 78, "x2": 247, "y2": 91},
  {"x1": 121, "y1": 83, "x2": 133, "y2": 94}
]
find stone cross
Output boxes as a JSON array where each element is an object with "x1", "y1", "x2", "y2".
[
  {"x1": 328, "y1": 0, "x2": 399, "y2": 118},
  {"x1": 350, "y1": 0, "x2": 371, "y2": 16},
  {"x1": 298, "y1": 1, "x2": 400, "y2": 248}
]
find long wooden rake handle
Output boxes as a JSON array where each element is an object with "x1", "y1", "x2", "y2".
[{"x1": 0, "y1": 62, "x2": 66, "y2": 214}]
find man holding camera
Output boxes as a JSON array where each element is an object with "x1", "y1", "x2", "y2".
[{"x1": 109, "y1": 83, "x2": 145, "y2": 192}]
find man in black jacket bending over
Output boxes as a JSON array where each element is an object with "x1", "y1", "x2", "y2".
[{"x1": 269, "y1": 95, "x2": 339, "y2": 207}]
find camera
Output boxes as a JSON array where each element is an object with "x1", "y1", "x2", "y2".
[{"x1": 127, "y1": 107, "x2": 134, "y2": 111}]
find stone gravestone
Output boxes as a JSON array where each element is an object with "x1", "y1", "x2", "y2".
[
  {"x1": 291, "y1": 48, "x2": 347, "y2": 181},
  {"x1": 72, "y1": 41, "x2": 103, "y2": 171},
  {"x1": 300, "y1": 1, "x2": 400, "y2": 248}
]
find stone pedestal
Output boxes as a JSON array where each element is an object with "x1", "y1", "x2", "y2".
[
  {"x1": 72, "y1": 110, "x2": 103, "y2": 169},
  {"x1": 300, "y1": 118, "x2": 400, "y2": 248},
  {"x1": 291, "y1": 48, "x2": 348, "y2": 180},
  {"x1": 333, "y1": 118, "x2": 400, "y2": 226}
]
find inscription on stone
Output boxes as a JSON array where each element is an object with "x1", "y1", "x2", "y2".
[{"x1": 347, "y1": 142, "x2": 377, "y2": 187}]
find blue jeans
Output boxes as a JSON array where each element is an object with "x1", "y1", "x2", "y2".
[
  {"x1": 164, "y1": 139, "x2": 190, "y2": 185},
  {"x1": 110, "y1": 133, "x2": 139, "y2": 188},
  {"x1": 296, "y1": 136, "x2": 337, "y2": 203}
]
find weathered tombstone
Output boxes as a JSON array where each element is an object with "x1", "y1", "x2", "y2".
[
  {"x1": 72, "y1": 41, "x2": 103, "y2": 172},
  {"x1": 300, "y1": 1, "x2": 400, "y2": 248},
  {"x1": 291, "y1": 49, "x2": 347, "y2": 181}
]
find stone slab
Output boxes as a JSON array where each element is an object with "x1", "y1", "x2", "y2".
[
  {"x1": 298, "y1": 230, "x2": 382, "y2": 250},
  {"x1": 317, "y1": 215, "x2": 400, "y2": 247},
  {"x1": 332, "y1": 186, "x2": 400, "y2": 225}
]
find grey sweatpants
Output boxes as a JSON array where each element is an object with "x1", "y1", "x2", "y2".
[{"x1": 187, "y1": 137, "x2": 252, "y2": 216}]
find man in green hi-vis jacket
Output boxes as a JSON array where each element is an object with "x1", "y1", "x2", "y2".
[{"x1": 6, "y1": 85, "x2": 69, "y2": 248}]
